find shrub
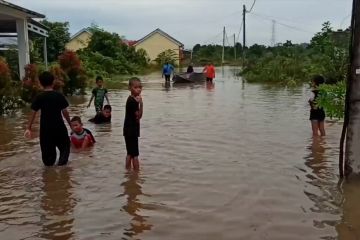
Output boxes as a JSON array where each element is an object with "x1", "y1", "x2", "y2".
[
  {"x1": 0, "y1": 58, "x2": 23, "y2": 114},
  {"x1": 58, "y1": 50, "x2": 87, "y2": 95},
  {"x1": 21, "y1": 64, "x2": 41, "y2": 102}
]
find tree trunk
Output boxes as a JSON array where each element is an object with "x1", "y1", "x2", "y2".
[{"x1": 345, "y1": 0, "x2": 360, "y2": 177}]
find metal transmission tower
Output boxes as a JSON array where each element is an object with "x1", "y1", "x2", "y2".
[{"x1": 271, "y1": 20, "x2": 276, "y2": 46}]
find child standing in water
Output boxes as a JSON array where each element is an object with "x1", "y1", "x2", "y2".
[
  {"x1": 123, "y1": 77, "x2": 143, "y2": 170},
  {"x1": 87, "y1": 76, "x2": 110, "y2": 112},
  {"x1": 24, "y1": 71, "x2": 71, "y2": 166},
  {"x1": 309, "y1": 75, "x2": 326, "y2": 136}
]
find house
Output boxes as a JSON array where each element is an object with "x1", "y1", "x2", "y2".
[
  {"x1": 65, "y1": 28, "x2": 92, "y2": 52},
  {"x1": 134, "y1": 28, "x2": 183, "y2": 66},
  {"x1": 0, "y1": 0, "x2": 48, "y2": 78},
  {"x1": 122, "y1": 39, "x2": 137, "y2": 47}
]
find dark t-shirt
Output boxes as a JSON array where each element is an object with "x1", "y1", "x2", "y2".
[
  {"x1": 92, "y1": 87, "x2": 108, "y2": 108},
  {"x1": 123, "y1": 96, "x2": 140, "y2": 137},
  {"x1": 31, "y1": 90, "x2": 69, "y2": 133},
  {"x1": 89, "y1": 113, "x2": 111, "y2": 124},
  {"x1": 309, "y1": 90, "x2": 325, "y2": 121},
  {"x1": 187, "y1": 66, "x2": 194, "y2": 73}
]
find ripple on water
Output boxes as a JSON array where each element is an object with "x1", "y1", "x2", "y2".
[{"x1": 0, "y1": 68, "x2": 349, "y2": 239}]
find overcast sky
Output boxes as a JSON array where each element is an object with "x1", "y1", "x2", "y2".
[{"x1": 9, "y1": 0, "x2": 352, "y2": 49}]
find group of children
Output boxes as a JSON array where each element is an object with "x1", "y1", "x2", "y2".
[
  {"x1": 24, "y1": 68, "x2": 326, "y2": 170},
  {"x1": 25, "y1": 72, "x2": 143, "y2": 170}
]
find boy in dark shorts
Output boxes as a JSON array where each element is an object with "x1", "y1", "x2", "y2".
[
  {"x1": 24, "y1": 71, "x2": 71, "y2": 166},
  {"x1": 89, "y1": 105, "x2": 112, "y2": 124},
  {"x1": 87, "y1": 76, "x2": 110, "y2": 112},
  {"x1": 123, "y1": 77, "x2": 143, "y2": 170},
  {"x1": 309, "y1": 75, "x2": 326, "y2": 136}
]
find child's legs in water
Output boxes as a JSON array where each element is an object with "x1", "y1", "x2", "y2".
[
  {"x1": 125, "y1": 155, "x2": 139, "y2": 170},
  {"x1": 311, "y1": 120, "x2": 326, "y2": 136},
  {"x1": 40, "y1": 134, "x2": 56, "y2": 166},
  {"x1": 311, "y1": 120, "x2": 320, "y2": 136},
  {"x1": 56, "y1": 133, "x2": 70, "y2": 166},
  {"x1": 318, "y1": 121, "x2": 326, "y2": 136},
  {"x1": 125, "y1": 155, "x2": 132, "y2": 170},
  {"x1": 132, "y1": 157, "x2": 139, "y2": 171},
  {"x1": 124, "y1": 136, "x2": 139, "y2": 170}
]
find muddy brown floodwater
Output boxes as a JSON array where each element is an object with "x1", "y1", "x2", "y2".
[{"x1": 0, "y1": 67, "x2": 359, "y2": 240}]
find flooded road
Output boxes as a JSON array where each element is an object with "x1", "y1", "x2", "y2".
[{"x1": 0, "y1": 67, "x2": 358, "y2": 240}]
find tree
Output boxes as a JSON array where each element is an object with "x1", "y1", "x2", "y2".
[
  {"x1": 78, "y1": 28, "x2": 149, "y2": 76},
  {"x1": 87, "y1": 29, "x2": 122, "y2": 58},
  {"x1": 155, "y1": 49, "x2": 178, "y2": 66},
  {"x1": 32, "y1": 20, "x2": 70, "y2": 63},
  {"x1": 309, "y1": 22, "x2": 349, "y2": 84},
  {"x1": 58, "y1": 50, "x2": 87, "y2": 95}
]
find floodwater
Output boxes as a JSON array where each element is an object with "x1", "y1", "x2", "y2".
[{"x1": 0, "y1": 66, "x2": 359, "y2": 240}]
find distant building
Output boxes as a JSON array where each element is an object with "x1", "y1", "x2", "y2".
[
  {"x1": 330, "y1": 29, "x2": 350, "y2": 49},
  {"x1": 65, "y1": 28, "x2": 92, "y2": 52},
  {"x1": 134, "y1": 28, "x2": 183, "y2": 66}
]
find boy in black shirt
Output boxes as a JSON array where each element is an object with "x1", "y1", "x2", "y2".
[
  {"x1": 24, "y1": 71, "x2": 71, "y2": 166},
  {"x1": 123, "y1": 77, "x2": 143, "y2": 170},
  {"x1": 89, "y1": 105, "x2": 112, "y2": 124}
]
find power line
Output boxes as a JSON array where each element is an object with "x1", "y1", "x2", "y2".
[
  {"x1": 202, "y1": 31, "x2": 223, "y2": 45},
  {"x1": 248, "y1": 11, "x2": 308, "y2": 26},
  {"x1": 236, "y1": 19, "x2": 244, "y2": 43},
  {"x1": 249, "y1": 12, "x2": 315, "y2": 34},
  {"x1": 340, "y1": 13, "x2": 352, "y2": 28},
  {"x1": 225, "y1": 29, "x2": 231, "y2": 46},
  {"x1": 247, "y1": 0, "x2": 257, "y2": 13}
]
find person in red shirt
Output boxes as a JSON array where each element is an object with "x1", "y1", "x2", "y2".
[
  {"x1": 70, "y1": 116, "x2": 95, "y2": 149},
  {"x1": 203, "y1": 62, "x2": 216, "y2": 82}
]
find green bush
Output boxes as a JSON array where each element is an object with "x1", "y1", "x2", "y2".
[
  {"x1": 0, "y1": 58, "x2": 23, "y2": 114},
  {"x1": 78, "y1": 28, "x2": 149, "y2": 78},
  {"x1": 317, "y1": 81, "x2": 346, "y2": 119}
]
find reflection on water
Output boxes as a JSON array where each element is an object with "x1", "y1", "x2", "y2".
[
  {"x1": 40, "y1": 168, "x2": 76, "y2": 240},
  {"x1": 305, "y1": 137, "x2": 327, "y2": 179},
  {"x1": 336, "y1": 177, "x2": 360, "y2": 240},
  {"x1": 163, "y1": 81, "x2": 171, "y2": 91},
  {"x1": 120, "y1": 171, "x2": 153, "y2": 238},
  {"x1": 0, "y1": 66, "x2": 357, "y2": 240},
  {"x1": 206, "y1": 81, "x2": 215, "y2": 91}
]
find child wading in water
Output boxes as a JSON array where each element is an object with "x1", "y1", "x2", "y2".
[
  {"x1": 309, "y1": 75, "x2": 326, "y2": 136},
  {"x1": 87, "y1": 76, "x2": 110, "y2": 112},
  {"x1": 123, "y1": 77, "x2": 143, "y2": 170},
  {"x1": 24, "y1": 71, "x2": 71, "y2": 166},
  {"x1": 70, "y1": 116, "x2": 95, "y2": 149},
  {"x1": 89, "y1": 105, "x2": 112, "y2": 124}
]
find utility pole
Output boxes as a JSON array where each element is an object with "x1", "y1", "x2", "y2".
[
  {"x1": 43, "y1": 37, "x2": 48, "y2": 69},
  {"x1": 343, "y1": 0, "x2": 360, "y2": 178},
  {"x1": 242, "y1": 4, "x2": 246, "y2": 67},
  {"x1": 222, "y1": 26, "x2": 225, "y2": 65},
  {"x1": 234, "y1": 33, "x2": 236, "y2": 60},
  {"x1": 271, "y1": 20, "x2": 276, "y2": 47}
]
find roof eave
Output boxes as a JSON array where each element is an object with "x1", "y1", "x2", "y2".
[
  {"x1": 135, "y1": 28, "x2": 183, "y2": 47},
  {"x1": 0, "y1": 0, "x2": 45, "y2": 18}
]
